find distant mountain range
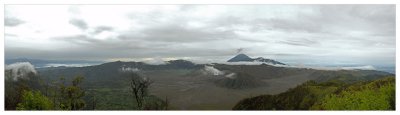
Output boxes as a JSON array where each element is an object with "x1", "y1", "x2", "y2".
[
  {"x1": 6, "y1": 56, "x2": 394, "y2": 74},
  {"x1": 37, "y1": 59, "x2": 202, "y2": 82},
  {"x1": 227, "y1": 53, "x2": 286, "y2": 65},
  {"x1": 37, "y1": 59, "x2": 393, "y2": 88},
  {"x1": 5, "y1": 58, "x2": 103, "y2": 68}
]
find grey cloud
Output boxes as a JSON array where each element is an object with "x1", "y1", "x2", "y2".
[
  {"x1": 207, "y1": 9, "x2": 323, "y2": 33},
  {"x1": 258, "y1": 18, "x2": 322, "y2": 33},
  {"x1": 55, "y1": 34, "x2": 172, "y2": 53},
  {"x1": 54, "y1": 35, "x2": 101, "y2": 45},
  {"x1": 209, "y1": 5, "x2": 396, "y2": 37},
  {"x1": 92, "y1": 26, "x2": 113, "y2": 34},
  {"x1": 69, "y1": 18, "x2": 88, "y2": 30},
  {"x1": 120, "y1": 23, "x2": 238, "y2": 43},
  {"x1": 5, "y1": 5, "x2": 396, "y2": 67},
  {"x1": 5, "y1": 17, "x2": 24, "y2": 27},
  {"x1": 277, "y1": 38, "x2": 319, "y2": 47},
  {"x1": 5, "y1": 41, "x2": 235, "y2": 61},
  {"x1": 316, "y1": 5, "x2": 395, "y2": 36},
  {"x1": 211, "y1": 16, "x2": 246, "y2": 27}
]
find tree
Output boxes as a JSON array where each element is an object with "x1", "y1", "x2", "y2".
[
  {"x1": 91, "y1": 94, "x2": 97, "y2": 110},
  {"x1": 165, "y1": 96, "x2": 169, "y2": 110},
  {"x1": 58, "y1": 76, "x2": 86, "y2": 110},
  {"x1": 5, "y1": 70, "x2": 38, "y2": 110},
  {"x1": 5, "y1": 79, "x2": 29, "y2": 110},
  {"x1": 16, "y1": 90, "x2": 53, "y2": 110},
  {"x1": 128, "y1": 73, "x2": 153, "y2": 109}
]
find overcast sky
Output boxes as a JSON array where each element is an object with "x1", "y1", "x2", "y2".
[{"x1": 5, "y1": 5, "x2": 395, "y2": 66}]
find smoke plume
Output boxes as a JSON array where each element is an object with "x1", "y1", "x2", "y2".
[{"x1": 237, "y1": 48, "x2": 244, "y2": 54}]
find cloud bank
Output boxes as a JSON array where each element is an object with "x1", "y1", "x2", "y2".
[{"x1": 5, "y1": 5, "x2": 395, "y2": 67}]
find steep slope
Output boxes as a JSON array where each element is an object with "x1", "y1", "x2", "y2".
[
  {"x1": 227, "y1": 53, "x2": 286, "y2": 65},
  {"x1": 227, "y1": 54, "x2": 253, "y2": 62},
  {"x1": 38, "y1": 60, "x2": 201, "y2": 88},
  {"x1": 253, "y1": 57, "x2": 286, "y2": 65},
  {"x1": 232, "y1": 76, "x2": 395, "y2": 110},
  {"x1": 313, "y1": 77, "x2": 395, "y2": 110}
]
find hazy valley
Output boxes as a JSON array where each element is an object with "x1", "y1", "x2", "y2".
[
  {"x1": 4, "y1": 5, "x2": 395, "y2": 111},
  {"x1": 25, "y1": 54, "x2": 393, "y2": 110}
]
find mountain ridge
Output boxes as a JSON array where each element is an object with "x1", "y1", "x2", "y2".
[{"x1": 227, "y1": 53, "x2": 286, "y2": 65}]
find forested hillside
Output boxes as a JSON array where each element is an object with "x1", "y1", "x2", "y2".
[
  {"x1": 233, "y1": 76, "x2": 395, "y2": 110},
  {"x1": 5, "y1": 62, "x2": 168, "y2": 110}
]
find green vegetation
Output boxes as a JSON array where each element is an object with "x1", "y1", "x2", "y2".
[
  {"x1": 6, "y1": 70, "x2": 168, "y2": 110},
  {"x1": 5, "y1": 70, "x2": 40, "y2": 110},
  {"x1": 233, "y1": 76, "x2": 395, "y2": 110},
  {"x1": 232, "y1": 80, "x2": 340, "y2": 110},
  {"x1": 58, "y1": 76, "x2": 86, "y2": 110},
  {"x1": 16, "y1": 90, "x2": 53, "y2": 110},
  {"x1": 316, "y1": 77, "x2": 395, "y2": 110},
  {"x1": 5, "y1": 72, "x2": 87, "y2": 110}
]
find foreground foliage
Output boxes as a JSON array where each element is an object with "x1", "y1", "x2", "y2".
[
  {"x1": 233, "y1": 77, "x2": 395, "y2": 110},
  {"x1": 16, "y1": 90, "x2": 53, "y2": 110},
  {"x1": 316, "y1": 77, "x2": 395, "y2": 110}
]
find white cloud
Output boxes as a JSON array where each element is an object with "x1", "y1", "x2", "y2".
[
  {"x1": 44, "y1": 63, "x2": 98, "y2": 68},
  {"x1": 203, "y1": 65, "x2": 224, "y2": 76},
  {"x1": 120, "y1": 67, "x2": 140, "y2": 72},
  {"x1": 4, "y1": 5, "x2": 395, "y2": 67},
  {"x1": 5, "y1": 62, "x2": 37, "y2": 81},
  {"x1": 225, "y1": 73, "x2": 237, "y2": 79},
  {"x1": 142, "y1": 57, "x2": 169, "y2": 65},
  {"x1": 275, "y1": 64, "x2": 377, "y2": 71}
]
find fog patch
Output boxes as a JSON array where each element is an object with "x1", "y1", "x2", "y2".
[
  {"x1": 143, "y1": 57, "x2": 169, "y2": 65},
  {"x1": 275, "y1": 64, "x2": 377, "y2": 71},
  {"x1": 341, "y1": 65, "x2": 376, "y2": 70},
  {"x1": 203, "y1": 65, "x2": 225, "y2": 76},
  {"x1": 225, "y1": 73, "x2": 237, "y2": 79},
  {"x1": 120, "y1": 66, "x2": 140, "y2": 72},
  {"x1": 221, "y1": 62, "x2": 263, "y2": 65},
  {"x1": 44, "y1": 63, "x2": 98, "y2": 67},
  {"x1": 5, "y1": 62, "x2": 37, "y2": 81}
]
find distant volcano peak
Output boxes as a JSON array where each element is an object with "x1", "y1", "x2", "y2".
[
  {"x1": 227, "y1": 53, "x2": 286, "y2": 65},
  {"x1": 227, "y1": 53, "x2": 253, "y2": 62}
]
